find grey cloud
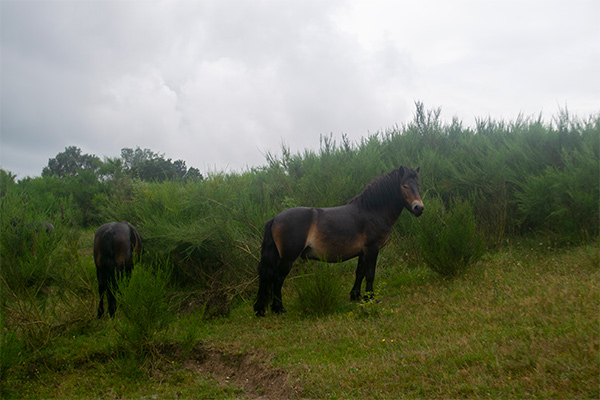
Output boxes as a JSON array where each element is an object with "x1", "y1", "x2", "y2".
[{"x1": 1, "y1": 0, "x2": 598, "y2": 178}]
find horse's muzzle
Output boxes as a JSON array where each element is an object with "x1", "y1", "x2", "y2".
[{"x1": 411, "y1": 201, "x2": 424, "y2": 217}]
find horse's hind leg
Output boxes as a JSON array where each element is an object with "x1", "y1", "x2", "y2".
[
  {"x1": 98, "y1": 277, "x2": 107, "y2": 318},
  {"x1": 106, "y1": 274, "x2": 119, "y2": 317},
  {"x1": 254, "y1": 260, "x2": 273, "y2": 317},
  {"x1": 271, "y1": 260, "x2": 293, "y2": 314},
  {"x1": 97, "y1": 285, "x2": 106, "y2": 318},
  {"x1": 363, "y1": 251, "x2": 379, "y2": 300},
  {"x1": 107, "y1": 286, "x2": 117, "y2": 317}
]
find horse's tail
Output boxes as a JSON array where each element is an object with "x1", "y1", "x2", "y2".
[
  {"x1": 254, "y1": 218, "x2": 280, "y2": 316},
  {"x1": 127, "y1": 223, "x2": 142, "y2": 262},
  {"x1": 99, "y1": 229, "x2": 116, "y2": 275}
]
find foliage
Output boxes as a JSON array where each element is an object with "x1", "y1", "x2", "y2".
[
  {"x1": 0, "y1": 169, "x2": 18, "y2": 197},
  {"x1": 4, "y1": 105, "x2": 598, "y2": 238},
  {"x1": 6, "y1": 146, "x2": 203, "y2": 228},
  {"x1": 18, "y1": 166, "x2": 104, "y2": 227},
  {"x1": 114, "y1": 262, "x2": 174, "y2": 350},
  {"x1": 42, "y1": 146, "x2": 102, "y2": 178},
  {"x1": 0, "y1": 185, "x2": 64, "y2": 290},
  {"x1": 292, "y1": 263, "x2": 348, "y2": 317},
  {"x1": 121, "y1": 147, "x2": 203, "y2": 182},
  {"x1": 417, "y1": 196, "x2": 485, "y2": 277},
  {"x1": 515, "y1": 142, "x2": 599, "y2": 240},
  {"x1": 0, "y1": 313, "x2": 24, "y2": 383},
  {"x1": 0, "y1": 206, "x2": 95, "y2": 354},
  {"x1": 349, "y1": 281, "x2": 388, "y2": 319}
]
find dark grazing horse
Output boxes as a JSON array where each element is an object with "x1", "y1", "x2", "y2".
[
  {"x1": 25, "y1": 221, "x2": 55, "y2": 254},
  {"x1": 94, "y1": 221, "x2": 142, "y2": 318},
  {"x1": 254, "y1": 166, "x2": 424, "y2": 316},
  {"x1": 28, "y1": 221, "x2": 55, "y2": 234}
]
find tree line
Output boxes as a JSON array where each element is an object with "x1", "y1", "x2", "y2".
[
  {"x1": 1, "y1": 146, "x2": 202, "y2": 226},
  {"x1": 42, "y1": 145, "x2": 203, "y2": 182}
]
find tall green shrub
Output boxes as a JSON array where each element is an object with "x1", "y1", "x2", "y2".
[
  {"x1": 0, "y1": 196, "x2": 95, "y2": 350},
  {"x1": 115, "y1": 263, "x2": 174, "y2": 349},
  {"x1": 82, "y1": 106, "x2": 600, "y2": 294},
  {"x1": 293, "y1": 263, "x2": 348, "y2": 317},
  {"x1": 516, "y1": 145, "x2": 599, "y2": 240},
  {"x1": 417, "y1": 197, "x2": 485, "y2": 277},
  {"x1": 0, "y1": 313, "x2": 24, "y2": 383}
]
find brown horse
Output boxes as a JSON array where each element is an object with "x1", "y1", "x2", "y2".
[
  {"x1": 94, "y1": 221, "x2": 142, "y2": 318},
  {"x1": 254, "y1": 166, "x2": 424, "y2": 316}
]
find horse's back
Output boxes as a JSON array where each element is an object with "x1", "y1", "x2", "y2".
[
  {"x1": 273, "y1": 207, "x2": 316, "y2": 227},
  {"x1": 94, "y1": 222, "x2": 137, "y2": 268},
  {"x1": 27, "y1": 221, "x2": 55, "y2": 234},
  {"x1": 271, "y1": 205, "x2": 367, "y2": 262}
]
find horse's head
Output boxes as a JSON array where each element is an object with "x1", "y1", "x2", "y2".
[{"x1": 399, "y1": 166, "x2": 424, "y2": 217}]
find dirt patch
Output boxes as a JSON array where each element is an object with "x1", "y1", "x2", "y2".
[{"x1": 184, "y1": 343, "x2": 302, "y2": 399}]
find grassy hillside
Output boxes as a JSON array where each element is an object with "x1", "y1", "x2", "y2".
[{"x1": 1, "y1": 106, "x2": 598, "y2": 398}]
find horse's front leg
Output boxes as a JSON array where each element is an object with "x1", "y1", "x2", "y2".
[
  {"x1": 350, "y1": 255, "x2": 365, "y2": 301},
  {"x1": 363, "y1": 251, "x2": 379, "y2": 300}
]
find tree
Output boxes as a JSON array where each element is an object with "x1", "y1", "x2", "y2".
[
  {"x1": 42, "y1": 146, "x2": 101, "y2": 178},
  {"x1": 184, "y1": 167, "x2": 202, "y2": 180},
  {"x1": 37, "y1": 147, "x2": 107, "y2": 226},
  {"x1": 120, "y1": 147, "x2": 203, "y2": 182},
  {"x1": 98, "y1": 157, "x2": 125, "y2": 181}
]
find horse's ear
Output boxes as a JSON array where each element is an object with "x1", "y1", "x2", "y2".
[
  {"x1": 416, "y1": 167, "x2": 420, "y2": 173},
  {"x1": 398, "y1": 166, "x2": 405, "y2": 177}
]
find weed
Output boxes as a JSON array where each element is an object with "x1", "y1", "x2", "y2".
[
  {"x1": 350, "y1": 282, "x2": 388, "y2": 319},
  {"x1": 114, "y1": 262, "x2": 174, "y2": 352},
  {"x1": 418, "y1": 196, "x2": 485, "y2": 277},
  {"x1": 292, "y1": 262, "x2": 349, "y2": 317},
  {"x1": 0, "y1": 313, "x2": 24, "y2": 383}
]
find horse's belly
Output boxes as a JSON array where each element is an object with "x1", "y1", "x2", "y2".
[
  {"x1": 304, "y1": 231, "x2": 365, "y2": 262},
  {"x1": 303, "y1": 248, "x2": 360, "y2": 262}
]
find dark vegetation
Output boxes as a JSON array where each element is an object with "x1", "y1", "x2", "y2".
[{"x1": 1, "y1": 104, "x2": 598, "y2": 398}]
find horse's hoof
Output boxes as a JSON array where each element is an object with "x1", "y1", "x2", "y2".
[{"x1": 363, "y1": 296, "x2": 381, "y2": 303}]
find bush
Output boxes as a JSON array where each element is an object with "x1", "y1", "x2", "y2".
[
  {"x1": 292, "y1": 263, "x2": 348, "y2": 317},
  {"x1": 0, "y1": 313, "x2": 24, "y2": 383},
  {"x1": 115, "y1": 262, "x2": 174, "y2": 350},
  {"x1": 516, "y1": 146, "x2": 599, "y2": 240},
  {"x1": 1, "y1": 190, "x2": 95, "y2": 349},
  {"x1": 417, "y1": 197, "x2": 485, "y2": 277}
]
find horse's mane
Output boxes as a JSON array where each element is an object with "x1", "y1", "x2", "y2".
[{"x1": 347, "y1": 167, "x2": 416, "y2": 210}]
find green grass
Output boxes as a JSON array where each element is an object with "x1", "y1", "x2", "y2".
[{"x1": 3, "y1": 241, "x2": 597, "y2": 399}]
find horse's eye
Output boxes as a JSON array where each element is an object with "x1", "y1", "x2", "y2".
[{"x1": 402, "y1": 185, "x2": 409, "y2": 189}]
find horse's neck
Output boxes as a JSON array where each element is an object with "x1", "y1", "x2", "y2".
[
  {"x1": 358, "y1": 202, "x2": 404, "y2": 228},
  {"x1": 383, "y1": 203, "x2": 404, "y2": 224}
]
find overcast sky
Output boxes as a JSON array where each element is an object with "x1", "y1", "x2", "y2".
[{"x1": 1, "y1": 0, "x2": 599, "y2": 179}]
